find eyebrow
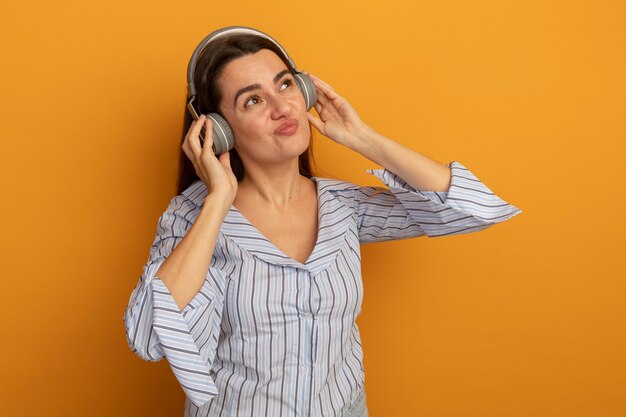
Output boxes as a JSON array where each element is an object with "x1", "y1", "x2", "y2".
[{"x1": 233, "y1": 69, "x2": 291, "y2": 107}]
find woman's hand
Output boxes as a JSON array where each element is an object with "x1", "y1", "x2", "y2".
[
  {"x1": 182, "y1": 115, "x2": 238, "y2": 206},
  {"x1": 306, "y1": 73, "x2": 373, "y2": 147}
]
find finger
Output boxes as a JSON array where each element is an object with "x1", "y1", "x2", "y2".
[
  {"x1": 183, "y1": 132, "x2": 197, "y2": 162},
  {"x1": 187, "y1": 114, "x2": 206, "y2": 157},
  {"x1": 314, "y1": 95, "x2": 339, "y2": 118},
  {"x1": 218, "y1": 151, "x2": 233, "y2": 172},
  {"x1": 308, "y1": 73, "x2": 334, "y2": 90},
  {"x1": 192, "y1": 117, "x2": 214, "y2": 157},
  {"x1": 314, "y1": 86, "x2": 337, "y2": 109},
  {"x1": 313, "y1": 83, "x2": 341, "y2": 107},
  {"x1": 200, "y1": 149, "x2": 218, "y2": 174},
  {"x1": 182, "y1": 139, "x2": 193, "y2": 160},
  {"x1": 307, "y1": 112, "x2": 325, "y2": 134},
  {"x1": 183, "y1": 116, "x2": 197, "y2": 145},
  {"x1": 313, "y1": 101, "x2": 324, "y2": 115},
  {"x1": 190, "y1": 114, "x2": 206, "y2": 137},
  {"x1": 200, "y1": 116, "x2": 214, "y2": 153},
  {"x1": 184, "y1": 148, "x2": 201, "y2": 178},
  {"x1": 309, "y1": 74, "x2": 340, "y2": 98}
]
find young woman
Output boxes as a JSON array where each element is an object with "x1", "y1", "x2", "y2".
[{"x1": 124, "y1": 27, "x2": 521, "y2": 417}]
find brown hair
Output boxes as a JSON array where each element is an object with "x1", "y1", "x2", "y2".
[{"x1": 177, "y1": 34, "x2": 315, "y2": 194}]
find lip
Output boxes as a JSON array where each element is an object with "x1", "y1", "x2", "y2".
[{"x1": 274, "y1": 119, "x2": 299, "y2": 136}]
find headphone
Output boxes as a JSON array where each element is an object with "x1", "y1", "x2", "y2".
[{"x1": 186, "y1": 26, "x2": 317, "y2": 155}]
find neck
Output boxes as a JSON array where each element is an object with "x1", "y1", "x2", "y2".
[{"x1": 236, "y1": 158, "x2": 311, "y2": 209}]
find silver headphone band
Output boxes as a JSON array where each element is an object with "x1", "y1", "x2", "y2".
[{"x1": 186, "y1": 26, "x2": 298, "y2": 101}]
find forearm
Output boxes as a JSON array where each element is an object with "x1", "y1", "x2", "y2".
[
  {"x1": 156, "y1": 194, "x2": 231, "y2": 311},
  {"x1": 348, "y1": 127, "x2": 452, "y2": 192}
]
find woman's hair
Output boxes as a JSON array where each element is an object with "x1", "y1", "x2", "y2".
[{"x1": 176, "y1": 34, "x2": 316, "y2": 194}]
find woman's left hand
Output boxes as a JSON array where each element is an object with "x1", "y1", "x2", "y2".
[{"x1": 306, "y1": 73, "x2": 371, "y2": 147}]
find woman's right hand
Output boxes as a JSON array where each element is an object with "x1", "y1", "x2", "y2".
[{"x1": 182, "y1": 115, "x2": 238, "y2": 205}]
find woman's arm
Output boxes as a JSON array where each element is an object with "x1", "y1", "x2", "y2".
[
  {"x1": 306, "y1": 74, "x2": 451, "y2": 192},
  {"x1": 124, "y1": 191, "x2": 228, "y2": 405},
  {"x1": 345, "y1": 128, "x2": 452, "y2": 192},
  {"x1": 156, "y1": 193, "x2": 231, "y2": 310},
  {"x1": 158, "y1": 115, "x2": 237, "y2": 310},
  {"x1": 306, "y1": 73, "x2": 521, "y2": 242}
]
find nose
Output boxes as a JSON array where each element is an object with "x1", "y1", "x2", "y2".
[{"x1": 269, "y1": 93, "x2": 292, "y2": 120}]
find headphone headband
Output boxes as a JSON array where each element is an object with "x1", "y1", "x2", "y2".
[{"x1": 186, "y1": 26, "x2": 298, "y2": 101}]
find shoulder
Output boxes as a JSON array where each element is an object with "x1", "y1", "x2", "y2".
[
  {"x1": 314, "y1": 176, "x2": 361, "y2": 193},
  {"x1": 314, "y1": 176, "x2": 365, "y2": 213},
  {"x1": 156, "y1": 181, "x2": 206, "y2": 225},
  {"x1": 180, "y1": 180, "x2": 208, "y2": 207}
]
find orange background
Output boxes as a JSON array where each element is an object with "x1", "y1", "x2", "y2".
[{"x1": 1, "y1": 0, "x2": 625, "y2": 416}]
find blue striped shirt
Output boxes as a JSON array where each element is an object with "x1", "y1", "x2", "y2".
[{"x1": 124, "y1": 161, "x2": 522, "y2": 416}]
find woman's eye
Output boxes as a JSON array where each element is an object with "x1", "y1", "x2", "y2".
[
  {"x1": 243, "y1": 80, "x2": 293, "y2": 108},
  {"x1": 244, "y1": 96, "x2": 260, "y2": 108},
  {"x1": 280, "y1": 79, "x2": 293, "y2": 91}
]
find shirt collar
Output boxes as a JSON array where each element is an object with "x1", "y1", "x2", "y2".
[{"x1": 182, "y1": 177, "x2": 359, "y2": 275}]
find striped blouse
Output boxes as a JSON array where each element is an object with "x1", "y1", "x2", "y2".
[{"x1": 124, "y1": 161, "x2": 522, "y2": 417}]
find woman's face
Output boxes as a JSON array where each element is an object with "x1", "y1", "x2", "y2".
[{"x1": 216, "y1": 49, "x2": 310, "y2": 169}]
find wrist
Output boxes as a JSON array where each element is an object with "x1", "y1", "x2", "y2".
[
  {"x1": 203, "y1": 192, "x2": 234, "y2": 216},
  {"x1": 347, "y1": 125, "x2": 385, "y2": 162}
]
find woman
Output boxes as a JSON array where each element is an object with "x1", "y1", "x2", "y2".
[{"x1": 124, "y1": 27, "x2": 521, "y2": 417}]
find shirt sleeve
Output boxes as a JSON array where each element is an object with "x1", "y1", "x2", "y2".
[
  {"x1": 123, "y1": 194, "x2": 226, "y2": 407},
  {"x1": 356, "y1": 160, "x2": 522, "y2": 243}
]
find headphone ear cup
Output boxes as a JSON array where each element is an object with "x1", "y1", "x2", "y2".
[
  {"x1": 205, "y1": 113, "x2": 234, "y2": 155},
  {"x1": 292, "y1": 72, "x2": 317, "y2": 111}
]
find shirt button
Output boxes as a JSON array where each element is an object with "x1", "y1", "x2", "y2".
[{"x1": 300, "y1": 366, "x2": 308, "y2": 373}]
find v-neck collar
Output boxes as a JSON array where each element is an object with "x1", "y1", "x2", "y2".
[
  {"x1": 182, "y1": 177, "x2": 358, "y2": 276},
  {"x1": 220, "y1": 177, "x2": 355, "y2": 275}
]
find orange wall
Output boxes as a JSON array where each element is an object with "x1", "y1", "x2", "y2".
[{"x1": 1, "y1": 1, "x2": 625, "y2": 416}]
